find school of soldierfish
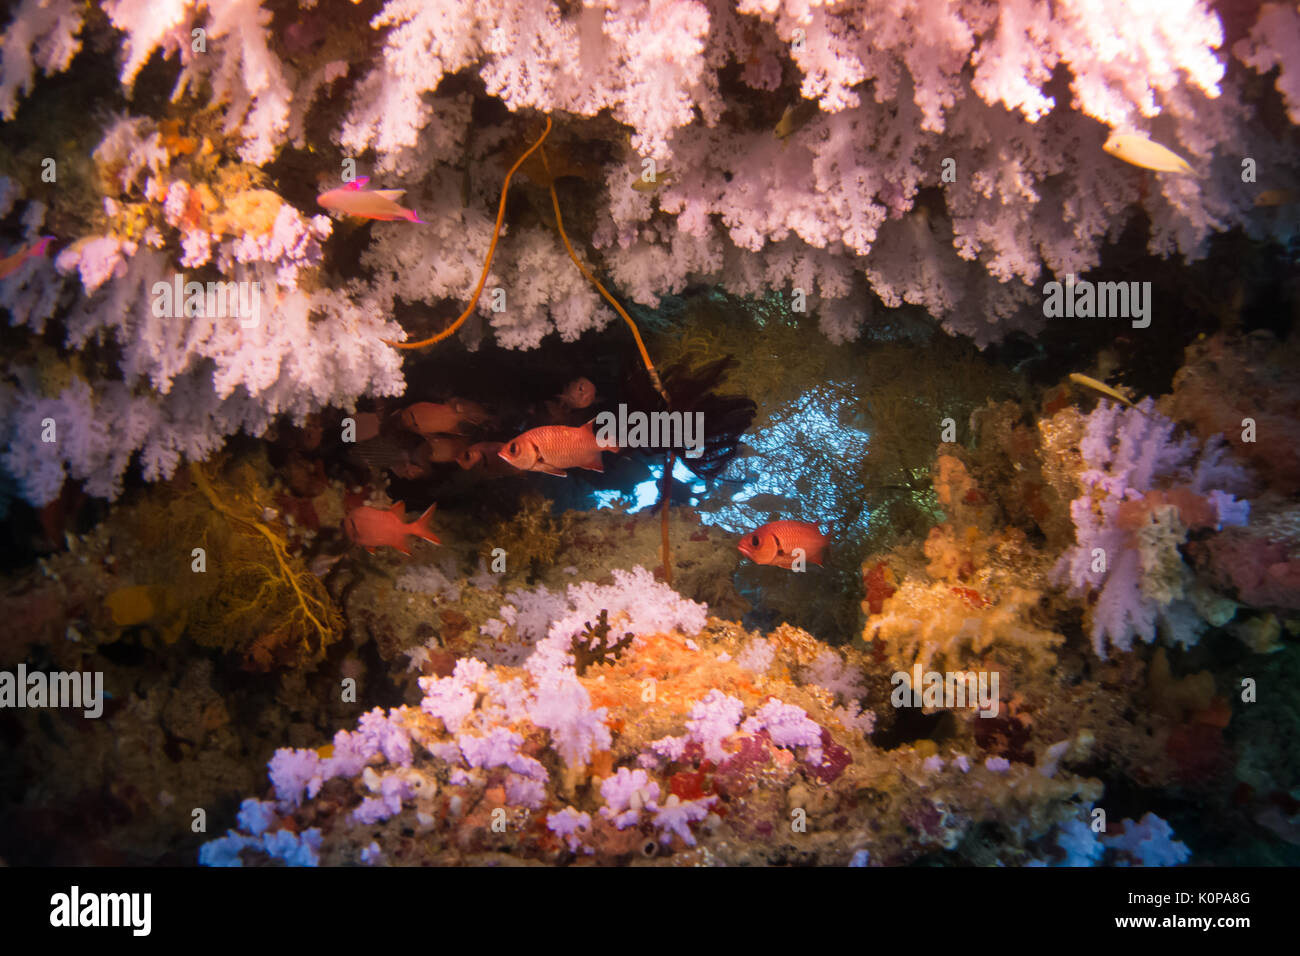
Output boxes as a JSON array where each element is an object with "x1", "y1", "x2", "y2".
[{"x1": 342, "y1": 368, "x2": 827, "y2": 570}]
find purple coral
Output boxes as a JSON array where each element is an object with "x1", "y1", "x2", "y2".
[
  {"x1": 199, "y1": 825, "x2": 322, "y2": 867},
  {"x1": 356, "y1": 707, "x2": 414, "y2": 767},
  {"x1": 267, "y1": 747, "x2": 320, "y2": 808},
  {"x1": 505, "y1": 773, "x2": 547, "y2": 810},
  {"x1": 653, "y1": 795, "x2": 716, "y2": 847},
  {"x1": 1054, "y1": 400, "x2": 1250, "y2": 656},
  {"x1": 546, "y1": 806, "x2": 592, "y2": 853},
  {"x1": 352, "y1": 772, "x2": 413, "y2": 825},
  {"x1": 527, "y1": 669, "x2": 611, "y2": 768},
  {"x1": 599, "y1": 767, "x2": 662, "y2": 829},
  {"x1": 741, "y1": 698, "x2": 823, "y2": 750},
  {"x1": 1102, "y1": 813, "x2": 1191, "y2": 867},
  {"x1": 683, "y1": 690, "x2": 745, "y2": 763},
  {"x1": 419, "y1": 658, "x2": 488, "y2": 733},
  {"x1": 458, "y1": 726, "x2": 547, "y2": 780},
  {"x1": 236, "y1": 798, "x2": 277, "y2": 836}
]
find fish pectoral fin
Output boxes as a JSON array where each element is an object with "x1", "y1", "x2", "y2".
[
  {"x1": 373, "y1": 189, "x2": 405, "y2": 201},
  {"x1": 534, "y1": 463, "x2": 568, "y2": 477}
]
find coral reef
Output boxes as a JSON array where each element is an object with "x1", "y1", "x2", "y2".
[{"x1": 0, "y1": 0, "x2": 1297, "y2": 875}]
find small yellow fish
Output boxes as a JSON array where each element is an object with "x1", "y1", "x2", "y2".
[
  {"x1": 1102, "y1": 132, "x2": 1193, "y2": 175},
  {"x1": 1068, "y1": 373, "x2": 1137, "y2": 408},
  {"x1": 1254, "y1": 189, "x2": 1299, "y2": 208},
  {"x1": 631, "y1": 169, "x2": 675, "y2": 193},
  {"x1": 775, "y1": 100, "x2": 818, "y2": 141}
]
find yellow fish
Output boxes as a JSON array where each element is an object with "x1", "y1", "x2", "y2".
[
  {"x1": 1068, "y1": 373, "x2": 1137, "y2": 408},
  {"x1": 775, "y1": 100, "x2": 818, "y2": 141},
  {"x1": 1254, "y1": 189, "x2": 1299, "y2": 208},
  {"x1": 631, "y1": 169, "x2": 675, "y2": 193},
  {"x1": 1102, "y1": 132, "x2": 1193, "y2": 175}
]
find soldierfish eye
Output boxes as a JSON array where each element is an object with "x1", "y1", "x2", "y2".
[
  {"x1": 750, "y1": 534, "x2": 760, "y2": 546},
  {"x1": 509, "y1": 442, "x2": 519, "y2": 455}
]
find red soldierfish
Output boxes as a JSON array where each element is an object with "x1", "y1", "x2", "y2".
[
  {"x1": 400, "y1": 402, "x2": 465, "y2": 436},
  {"x1": 317, "y1": 177, "x2": 423, "y2": 223},
  {"x1": 424, "y1": 434, "x2": 469, "y2": 463},
  {"x1": 0, "y1": 236, "x2": 53, "y2": 279},
  {"x1": 448, "y1": 397, "x2": 493, "y2": 426},
  {"x1": 458, "y1": 441, "x2": 501, "y2": 469},
  {"x1": 498, "y1": 420, "x2": 618, "y2": 476},
  {"x1": 457, "y1": 442, "x2": 520, "y2": 477},
  {"x1": 558, "y1": 377, "x2": 596, "y2": 410},
  {"x1": 738, "y1": 520, "x2": 828, "y2": 569},
  {"x1": 344, "y1": 502, "x2": 440, "y2": 555},
  {"x1": 543, "y1": 377, "x2": 597, "y2": 424},
  {"x1": 351, "y1": 412, "x2": 382, "y2": 442}
]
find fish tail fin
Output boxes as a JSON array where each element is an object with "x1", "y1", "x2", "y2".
[
  {"x1": 33, "y1": 236, "x2": 53, "y2": 257},
  {"x1": 405, "y1": 209, "x2": 424, "y2": 224},
  {"x1": 411, "y1": 503, "x2": 441, "y2": 545},
  {"x1": 585, "y1": 417, "x2": 619, "y2": 454}
]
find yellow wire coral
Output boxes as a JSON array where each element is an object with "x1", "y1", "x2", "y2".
[{"x1": 187, "y1": 461, "x2": 341, "y2": 665}]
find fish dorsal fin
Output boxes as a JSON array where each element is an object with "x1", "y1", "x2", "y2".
[
  {"x1": 373, "y1": 189, "x2": 405, "y2": 202},
  {"x1": 388, "y1": 502, "x2": 404, "y2": 518},
  {"x1": 347, "y1": 176, "x2": 371, "y2": 191}
]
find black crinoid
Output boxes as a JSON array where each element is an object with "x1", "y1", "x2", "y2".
[{"x1": 624, "y1": 354, "x2": 756, "y2": 485}]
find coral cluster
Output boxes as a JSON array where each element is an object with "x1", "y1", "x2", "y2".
[
  {"x1": 201, "y1": 567, "x2": 1108, "y2": 866},
  {"x1": 1050, "y1": 399, "x2": 1251, "y2": 656}
]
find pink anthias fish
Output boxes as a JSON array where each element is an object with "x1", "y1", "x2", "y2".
[
  {"x1": 317, "y1": 177, "x2": 423, "y2": 223},
  {"x1": 0, "y1": 236, "x2": 53, "y2": 280}
]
